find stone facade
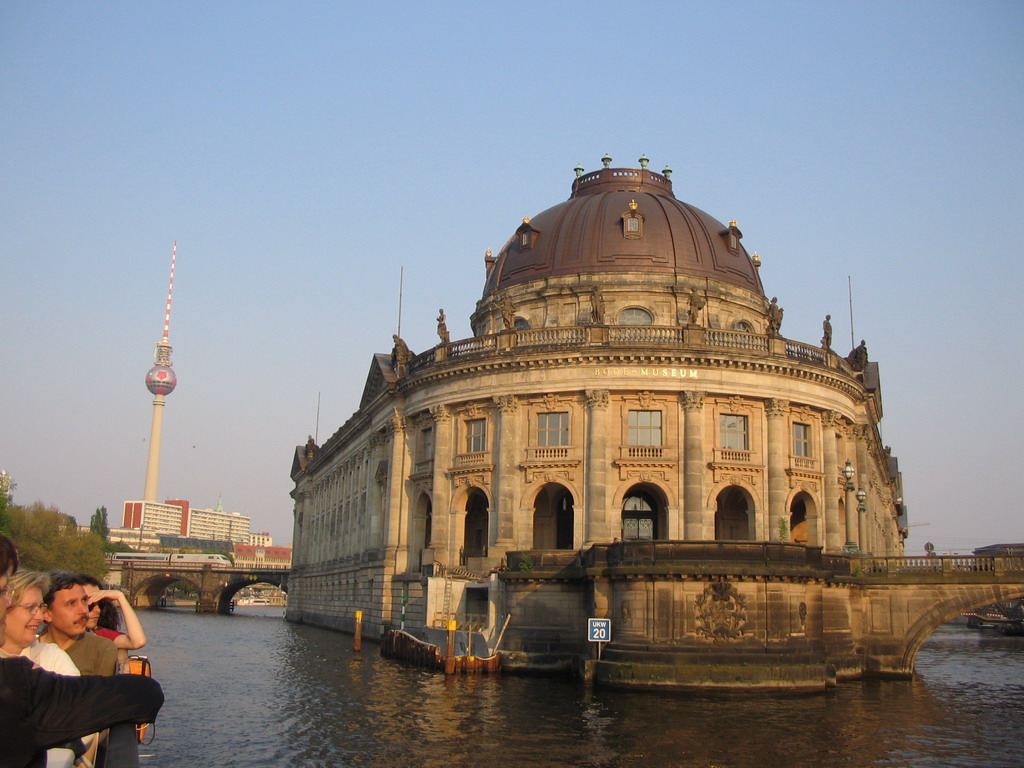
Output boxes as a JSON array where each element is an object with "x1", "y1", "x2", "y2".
[{"x1": 286, "y1": 159, "x2": 909, "y2": 687}]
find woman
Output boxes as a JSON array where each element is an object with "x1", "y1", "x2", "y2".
[
  {"x1": 79, "y1": 575, "x2": 147, "y2": 673},
  {"x1": 3, "y1": 570, "x2": 84, "y2": 767},
  {"x1": 2, "y1": 570, "x2": 79, "y2": 675}
]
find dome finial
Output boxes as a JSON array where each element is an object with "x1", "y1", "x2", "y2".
[
  {"x1": 574, "y1": 164, "x2": 584, "y2": 178},
  {"x1": 662, "y1": 166, "x2": 672, "y2": 178},
  {"x1": 639, "y1": 154, "x2": 649, "y2": 169},
  {"x1": 752, "y1": 252, "x2": 761, "y2": 268},
  {"x1": 601, "y1": 153, "x2": 612, "y2": 168}
]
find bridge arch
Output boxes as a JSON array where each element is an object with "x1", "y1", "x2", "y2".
[
  {"x1": 217, "y1": 573, "x2": 289, "y2": 614},
  {"x1": 897, "y1": 585, "x2": 1024, "y2": 672}
]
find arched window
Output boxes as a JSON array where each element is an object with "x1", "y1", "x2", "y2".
[
  {"x1": 618, "y1": 307, "x2": 653, "y2": 326},
  {"x1": 622, "y1": 490, "x2": 659, "y2": 540},
  {"x1": 734, "y1": 320, "x2": 753, "y2": 332},
  {"x1": 514, "y1": 317, "x2": 530, "y2": 331}
]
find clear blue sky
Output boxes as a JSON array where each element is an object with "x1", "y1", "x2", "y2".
[{"x1": 2, "y1": 1, "x2": 1021, "y2": 552}]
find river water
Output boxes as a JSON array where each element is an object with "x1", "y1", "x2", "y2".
[{"x1": 134, "y1": 608, "x2": 1023, "y2": 768}]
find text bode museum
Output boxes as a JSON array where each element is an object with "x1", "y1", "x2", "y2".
[{"x1": 288, "y1": 156, "x2": 907, "y2": 691}]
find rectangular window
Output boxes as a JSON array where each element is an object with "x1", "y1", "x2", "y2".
[
  {"x1": 420, "y1": 427, "x2": 434, "y2": 459},
  {"x1": 720, "y1": 414, "x2": 749, "y2": 451},
  {"x1": 538, "y1": 412, "x2": 569, "y2": 447},
  {"x1": 628, "y1": 410, "x2": 662, "y2": 446},
  {"x1": 793, "y1": 423, "x2": 811, "y2": 457},
  {"x1": 466, "y1": 418, "x2": 487, "y2": 453}
]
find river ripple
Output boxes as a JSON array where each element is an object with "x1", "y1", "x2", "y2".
[{"x1": 135, "y1": 608, "x2": 1023, "y2": 768}]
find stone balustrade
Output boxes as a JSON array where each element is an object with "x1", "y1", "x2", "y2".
[{"x1": 409, "y1": 325, "x2": 855, "y2": 377}]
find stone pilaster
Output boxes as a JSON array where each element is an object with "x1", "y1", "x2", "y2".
[
  {"x1": 384, "y1": 410, "x2": 408, "y2": 560},
  {"x1": 585, "y1": 389, "x2": 610, "y2": 543},
  {"x1": 766, "y1": 398, "x2": 789, "y2": 541},
  {"x1": 821, "y1": 411, "x2": 840, "y2": 551},
  {"x1": 429, "y1": 404, "x2": 452, "y2": 565},
  {"x1": 681, "y1": 390, "x2": 706, "y2": 540},
  {"x1": 493, "y1": 394, "x2": 519, "y2": 550},
  {"x1": 854, "y1": 424, "x2": 872, "y2": 554}
]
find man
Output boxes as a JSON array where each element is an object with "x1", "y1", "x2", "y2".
[
  {"x1": 39, "y1": 571, "x2": 118, "y2": 676},
  {"x1": 0, "y1": 536, "x2": 164, "y2": 768}
]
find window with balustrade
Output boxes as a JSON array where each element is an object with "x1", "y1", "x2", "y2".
[
  {"x1": 628, "y1": 410, "x2": 662, "y2": 446},
  {"x1": 466, "y1": 418, "x2": 487, "y2": 454},
  {"x1": 720, "y1": 414, "x2": 749, "y2": 451},
  {"x1": 538, "y1": 412, "x2": 569, "y2": 447},
  {"x1": 793, "y1": 423, "x2": 811, "y2": 457}
]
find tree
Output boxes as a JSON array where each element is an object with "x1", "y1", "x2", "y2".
[
  {"x1": 0, "y1": 471, "x2": 14, "y2": 535},
  {"x1": 7, "y1": 502, "x2": 108, "y2": 577},
  {"x1": 89, "y1": 505, "x2": 110, "y2": 540}
]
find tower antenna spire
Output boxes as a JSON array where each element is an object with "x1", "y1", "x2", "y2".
[{"x1": 162, "y1": 240, "x2": 176, "y2": 342}]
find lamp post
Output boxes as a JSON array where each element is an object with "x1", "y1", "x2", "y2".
[
  {"x1": 842, "y1": 461, "x2": 859, "y2": 554},
  {"x1": 856, "y1": 487, "x2": 867, "y2": 554}
]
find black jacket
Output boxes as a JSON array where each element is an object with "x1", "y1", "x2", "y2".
[{"x1": 0, "y1": 657, "x2": 164, "y2": 768}]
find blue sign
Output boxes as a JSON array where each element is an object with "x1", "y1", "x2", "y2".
[{"x1": 587, "y1": 617, "x2": 611, "y2": 642}]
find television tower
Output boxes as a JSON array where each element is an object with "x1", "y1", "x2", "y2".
[{"x1": 143, "y1": 242, "x2": 179, "y2": 500}]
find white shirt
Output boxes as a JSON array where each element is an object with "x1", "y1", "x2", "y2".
[{"x1": 22, "y1": 640, "x2": 80, "y2": 676}]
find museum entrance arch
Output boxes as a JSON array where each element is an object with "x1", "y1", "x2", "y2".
[
  {"x1": 462, "y1": 489, "x2": 489, "y2": 561},
  {"x1": 532, "y1": 483, "x2": 575, "y2": 549},
  {"x1": 620, "y1": 485, "x2": 664, "y2": 541},
  {"x1": 715, "y1": 485, "x2": 753, "y2": 540}
]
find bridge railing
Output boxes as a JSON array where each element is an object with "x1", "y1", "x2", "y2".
[{"x1": 859, "y1": 555, "x2": 1024, "y2": 576}]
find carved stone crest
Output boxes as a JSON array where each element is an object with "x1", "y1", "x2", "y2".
[{"x1": 694, "y1": 582, "x2": 747, "y2": 642}]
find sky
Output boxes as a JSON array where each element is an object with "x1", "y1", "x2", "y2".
[{"x1": 1, "y1": 1, "x2": 1021, "y2": 553}]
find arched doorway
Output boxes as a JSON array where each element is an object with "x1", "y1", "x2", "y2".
[
  {"x1": 789, "y1": 493, "x2": 814, "y2": 545},
  {"x1": 463, "y1": 489, "x2": 488, "y2": 562},
  {"x1": 715, "y1": 486, "x2": 752, "y2": 540},
  {"x1": 532, "y1": 484, "x2": 574, "y2": 549},
  {"x1": 621, "y1": 486, "x2": 662, "y2": 540}
]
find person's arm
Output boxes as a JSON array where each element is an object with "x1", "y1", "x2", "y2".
[
  {"x1": 2, "y1": 657, "x2": 164, "y2": 754},
  {"x1": 90, "y1": 589, "x2": 147, "y2": 650}
]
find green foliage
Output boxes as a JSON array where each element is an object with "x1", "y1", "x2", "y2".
[
  {"x1": 7, "y1": 502, "x2": 108, "y2": 577},
  {"x1": 777, "y1": 517, "x2": 790, "y2": 542},
  {"x1": 517, "y1": 554, "x2": 534, "y2": 573},
  {"x1": 89, "y1": 506, "x2": 110, "y2": 540}
]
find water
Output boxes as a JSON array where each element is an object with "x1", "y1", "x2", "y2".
[{"x1": 136, "y1": 608, "x2": 1024, "y2": 768}]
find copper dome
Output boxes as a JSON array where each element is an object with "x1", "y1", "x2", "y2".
[{"x1": 482, "y1": 163, "x2": 765, "y2": 298}]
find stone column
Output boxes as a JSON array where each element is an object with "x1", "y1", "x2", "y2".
[
  {"x1": 584, "y1": 390, "x2": 611, "y2": 543},
  {"x1": 384, "y1": 410, "x2": 409, "y2": 566},
  {"x1": 855, "y1": 425, "x2": 871, "y2": 554},
  {"x1": 430, "y1": 404, "x2": 452, "y2": 565},
  {"x1": 493, "y1": 395, "x2": 519, "y2": 552},
  {"x1": 821, "y1": 411, "x2": 840, "y2": 551},
  {"x1": 681, "y1": 391, "x2": 706, "y2": 540},
  {"x1": 766, "y1": 399, "x2": 789, "y2": 542}
]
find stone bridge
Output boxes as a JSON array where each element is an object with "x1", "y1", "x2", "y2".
[
  {"x1": 853, "y1": 554, "x2": 1024, "y2": 676},
  {"x1": 111, "y1": 562, "x2": 289, "y2": 614}
]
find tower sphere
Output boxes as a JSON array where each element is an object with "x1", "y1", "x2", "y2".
[{"x1": 146, "y1": 365, "x2": 177, "y2": 396}]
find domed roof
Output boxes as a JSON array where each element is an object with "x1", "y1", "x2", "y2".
[{"x1": 482, "y1": 161, "x2": 764, "y2": 298}]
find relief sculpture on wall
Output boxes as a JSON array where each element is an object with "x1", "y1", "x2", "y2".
[{"x1": 694, "y1": 581, "x2": 747, "y2": 642}]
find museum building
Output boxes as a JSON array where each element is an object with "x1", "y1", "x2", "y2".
[{"x1": 287, "y1": 157, "x2": 908, "y2": 689}]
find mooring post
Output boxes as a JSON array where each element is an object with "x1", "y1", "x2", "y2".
[
  {"x1": 445, "y1": 619, "x2": 457, "y2": 675},
  {"x1": 354, "y1": 610, "x2": 363, "y2": 652}
]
